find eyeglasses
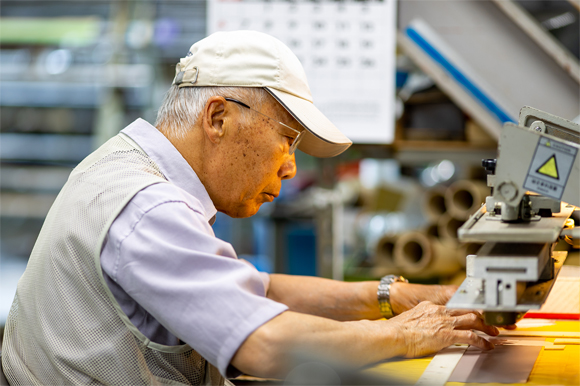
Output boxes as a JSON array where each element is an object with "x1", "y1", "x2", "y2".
[{"x1": 225, "y1": 98, "x2": 305, "y2": 155}]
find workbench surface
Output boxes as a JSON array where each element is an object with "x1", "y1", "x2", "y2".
[{"x1": 368, "y1": 320, "x2": 580, "y2": 385}]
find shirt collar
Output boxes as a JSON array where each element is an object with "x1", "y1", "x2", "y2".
[{"x1": 121, "y1": 118, "x2": 217, "y2": 224}]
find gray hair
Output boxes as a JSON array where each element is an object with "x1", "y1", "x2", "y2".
[{"x1": 155, "y1": 86, "x2": 269, "y2": 140}]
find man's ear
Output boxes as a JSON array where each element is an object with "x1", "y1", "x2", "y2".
[{"x1": 201, "y1": 96, "x2": 228, "y2": 144}]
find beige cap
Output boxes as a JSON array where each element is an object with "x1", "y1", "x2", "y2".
[{"x1": 172, "y1": 30, "x2": 352, "y2": 158}]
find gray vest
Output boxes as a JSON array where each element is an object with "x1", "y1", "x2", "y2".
[{"x1": 2, "y1": 133, "x2": 224, "y2": 385}]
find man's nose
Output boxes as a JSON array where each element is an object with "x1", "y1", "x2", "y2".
[{"x1": 279, "y1": 154, "x2": 297, "y2": 180}]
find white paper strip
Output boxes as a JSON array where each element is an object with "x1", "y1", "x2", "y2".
[{"x1": 415, "y1": 344, "x2": 468, "y2": 386}]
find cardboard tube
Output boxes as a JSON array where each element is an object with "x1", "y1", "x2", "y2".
[
  {"x1": 372, "y1": 234, "x2": 402, "y2": 276},
  {"x1": 425, "y1": 222, "x2": 439, "y2": 238},
  {"x1": 438, "y1": 212, "x2": 464, "y2": 241},
  {"x1": 393, "y1": 231, "x2": 461, "y2": 278},
  {"x1": 445, "y1": 180, "x2": 489, "y2": 220},
  {"x1": 423, "y1": 186, "x2": 447, "y2": 222}
]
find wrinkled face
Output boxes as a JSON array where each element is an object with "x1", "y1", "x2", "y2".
[{"x1": 211, "y1": 99, "x2": 301, "y2": 218}]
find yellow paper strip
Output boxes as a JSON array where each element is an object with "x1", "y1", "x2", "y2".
[
  {"x1": 554, "y1": 338, "x2": 580, "y2": 345},
  {"x1": 498, "y1": 331, "x2": 580, "y2": 338}
]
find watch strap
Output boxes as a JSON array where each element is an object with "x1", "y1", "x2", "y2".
[{"x1": 377, "y1": 275, "x2": 408, "y2": 319}]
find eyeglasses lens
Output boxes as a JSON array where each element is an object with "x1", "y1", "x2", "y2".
[{"x1": 289, "y1": 130, "x2": 305, "y2": 155}]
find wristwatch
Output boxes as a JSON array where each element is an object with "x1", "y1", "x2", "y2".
[{"x1": 377, "y1": 275, "x2": 408, "y2": 319}]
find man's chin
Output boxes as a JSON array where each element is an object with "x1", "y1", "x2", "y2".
[{"x1": 224, "y1": 204, "x2": 261, "y2": 219}]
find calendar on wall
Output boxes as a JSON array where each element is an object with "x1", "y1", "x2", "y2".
[{"x1": 208, "y1": 0, "x2": 397, "y2": 144}]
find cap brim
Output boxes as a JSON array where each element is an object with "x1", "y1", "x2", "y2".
[{"x1": 265, "y1": 88, "x2": 352, "y2": 158}]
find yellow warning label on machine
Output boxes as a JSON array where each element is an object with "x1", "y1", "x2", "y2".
[
  {"x1": 536, "y1": 155, "x2": 559, "y2": 179},
  {"x1": 524, "y1": 137, "x2": 577, "y2": 200}
]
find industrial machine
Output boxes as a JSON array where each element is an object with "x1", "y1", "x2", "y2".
[{"x1": 447, "y1": 107, "x2": 579, "y2": 325}]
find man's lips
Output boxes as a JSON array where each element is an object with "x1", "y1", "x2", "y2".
[{"x1": 264, "y1": 192, "x2": 278, "y2": 201}]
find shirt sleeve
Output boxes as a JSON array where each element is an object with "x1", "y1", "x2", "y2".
[
  {"x1": 239, "y1": 259, "x2": 271, "y2": 294},
  {"x1": 102, "y1": 184, "x2": 288, "y2": 376}
]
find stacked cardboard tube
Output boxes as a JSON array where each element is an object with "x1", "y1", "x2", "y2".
[
  {"x1": 393, "y1": 231, "x2": 461, "y2": 278},
  {"x1": 373, "y1": 180, "x2": 487, "y2": 279},
  {"x1": 373, "y1": 234, "x2": 401, "y2": 277}
]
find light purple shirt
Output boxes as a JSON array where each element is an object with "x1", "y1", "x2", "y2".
[{"x1": 100, "y1": 119, "x2": 288, "y2": 377}]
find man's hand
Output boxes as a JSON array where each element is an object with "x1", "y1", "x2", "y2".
[
  {"x1": 389, "y1": 282, "x2": 457, "y2": 315},
  {"x1": 388, "y1": 301, "x2": 499, "y2": 357},
  {"x1": 389, "y1": 283, "x2": 517, "y2": 330}
]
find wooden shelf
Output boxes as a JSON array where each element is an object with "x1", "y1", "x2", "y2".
[
  {"x1": 393, "y1": 139, "x2": 497, "y2": 165},
  {"x1": 393, "y1": 139, "x2": 496, "y2": 151}
]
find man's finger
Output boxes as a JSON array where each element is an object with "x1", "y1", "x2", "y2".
[
  {"x1": 452, "y1": 312, "x2": 500, "y2": 336},
  {"x1": 453, "y1": 330, "x2": 495, "y2": 351},
  {"x1": 447, "y1": 309, "x2": 483, "y2": 319}
]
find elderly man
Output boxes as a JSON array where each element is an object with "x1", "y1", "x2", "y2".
[{"x1": 1, "y1": 31, "x2": 499, "y2": 385}]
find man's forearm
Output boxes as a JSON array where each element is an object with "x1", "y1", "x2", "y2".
[
  {"x1": 267, "y1": 274, "x2": 459, "y2": 320},
  {"x1": 231, "y1": 310, "x2": 403, "y2": 378},
  {"x1": 267, "y1": 274, "x2": 381, "y2": 321}
]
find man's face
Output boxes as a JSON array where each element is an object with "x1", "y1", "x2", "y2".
[{"x1": 210, "y1": 99, "x2": 300, "y2": 218}]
